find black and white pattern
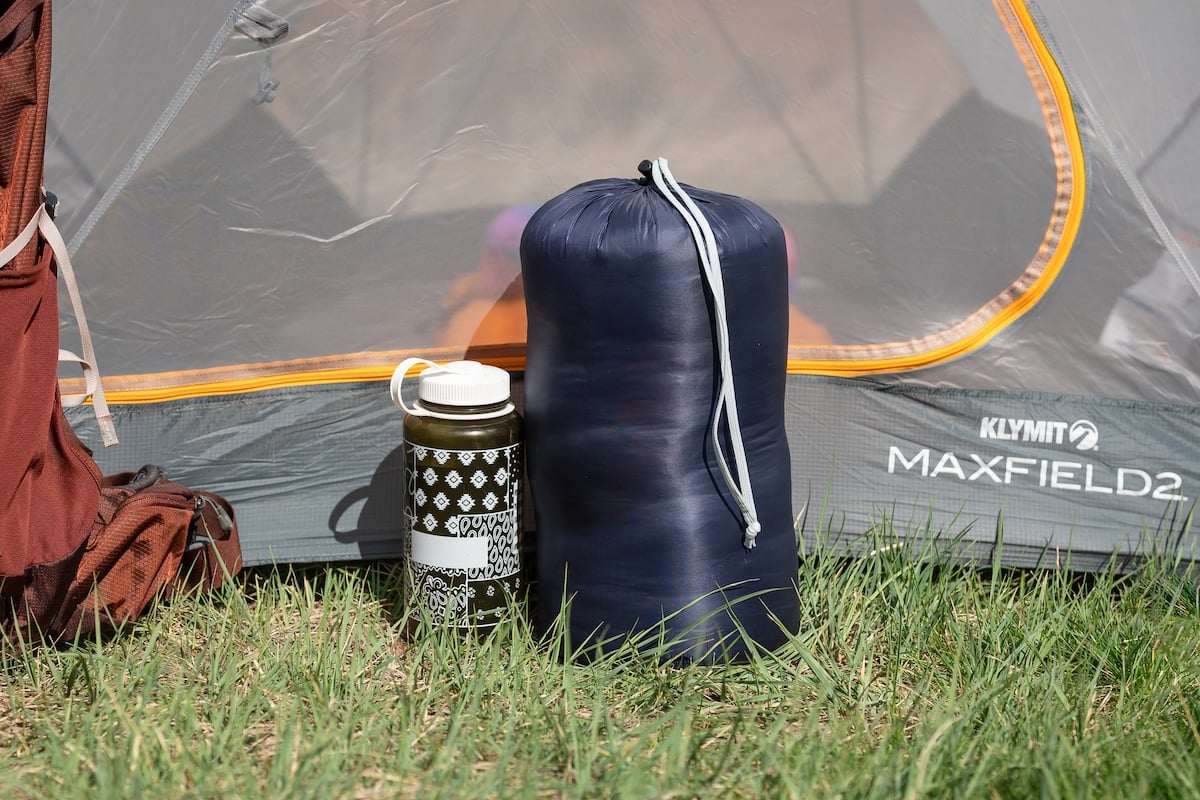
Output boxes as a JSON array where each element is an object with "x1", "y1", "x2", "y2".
[{"x1": 405, "y1": 442, "x2": 522, "y2": 628}]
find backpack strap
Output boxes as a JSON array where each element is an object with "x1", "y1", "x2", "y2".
[
  {"x1": 0, "y1": 0, "x2": 42, "y2": 45},
  {"x1": 0, "y1": 203, "x2": 118, "y2": 446}
]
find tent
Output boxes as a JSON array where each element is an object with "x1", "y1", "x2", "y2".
[{"x1": 47, "y1": 0, "x2": 1200, "y2": 570}]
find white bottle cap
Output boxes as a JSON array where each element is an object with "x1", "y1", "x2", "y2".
[
  {"x1": 391, "y1": 359, "x2": 515, "y2": 420},
  {"x1": 418, "y1": 360, "x2": 510, "y2": 407}
]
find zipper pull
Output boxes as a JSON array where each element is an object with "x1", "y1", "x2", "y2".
[{"x1": 194, "y1": 495, "x2": 235, "y2": 534}]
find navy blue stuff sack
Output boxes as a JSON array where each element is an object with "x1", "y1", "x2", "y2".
[{"x1": 522, "y1": 158, "x2": 800, "y2": 662}]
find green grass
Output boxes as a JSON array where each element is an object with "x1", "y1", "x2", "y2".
[{"x1": 4, "y1": 530, "x2": 1200, "y2": 799}]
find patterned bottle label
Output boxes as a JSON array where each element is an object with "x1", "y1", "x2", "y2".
[{"x1": 404, "y1": 441, "x2": 522, "y2": 629}]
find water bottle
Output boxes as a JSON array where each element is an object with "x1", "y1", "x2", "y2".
[{"x1": 390, "y1": 359, "x2": 523, "y2": 632}]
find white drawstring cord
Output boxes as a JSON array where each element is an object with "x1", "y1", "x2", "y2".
[{"x1": 649, "y1": 157, "x2": 761, "y2": 549}]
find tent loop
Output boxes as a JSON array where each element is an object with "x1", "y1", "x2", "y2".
[
  {"x1": 253, "y1": 48, "x2": 280, "y2": 105},
  {"x1": 236, "y1": 4, "x2": 289, "y2": 104},
  {"x1": 648, "y1": 157, "x2": 762, "y2": 550}
]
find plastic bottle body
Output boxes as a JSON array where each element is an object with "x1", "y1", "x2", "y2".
[{"x1": 402, "y1": 401, "x2": 523, "y2": 632}]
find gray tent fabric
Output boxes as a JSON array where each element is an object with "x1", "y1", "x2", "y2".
[{"x1": 50, "y1": 0, "x2": 1200, "y2": 569}]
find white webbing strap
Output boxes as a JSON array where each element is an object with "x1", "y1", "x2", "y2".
[
  {"x1": 1, "y1": 204, "x2": 119, "y2": 446},
  {"x1": 649, "y1": 157, "x2": 761, "y2": 549}
]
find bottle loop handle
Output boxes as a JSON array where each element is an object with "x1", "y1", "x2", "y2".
[{"x1": 390, "y1": 358, "x2": 441, "y2": 417}]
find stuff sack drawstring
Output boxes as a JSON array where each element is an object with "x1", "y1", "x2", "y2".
[{"x1": 648, "y1": 157, "x2": 761, "y2": 549}]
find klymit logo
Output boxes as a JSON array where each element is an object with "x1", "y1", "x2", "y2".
[
  {"x1": 1067, "y1": 420, "x2": 1099, "y2": 451},
  {"x1": 979, "y1": 417, "x2": 1099, "y2": 451}
]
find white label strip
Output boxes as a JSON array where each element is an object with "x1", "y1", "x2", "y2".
[{"x1": 411, "y1": 529, "x2": 488, "y2": 570}]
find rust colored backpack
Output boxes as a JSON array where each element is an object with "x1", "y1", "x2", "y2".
[{"x1": 1, "y1": 0, "x2": 241, "y2": 643}]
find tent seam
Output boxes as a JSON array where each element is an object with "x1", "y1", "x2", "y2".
[{"x1": 66, "y1": 0, "x2": 253, "y2": 255}]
